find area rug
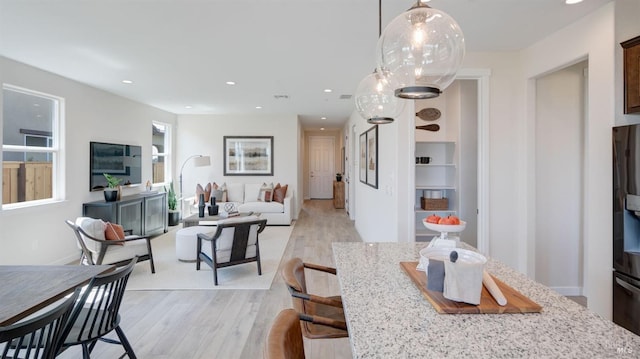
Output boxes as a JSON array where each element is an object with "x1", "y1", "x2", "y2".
[{"x1": 126, "y1": 224, "x2": 293, "y2": 290}]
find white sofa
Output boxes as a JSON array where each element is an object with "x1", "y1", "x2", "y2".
[{"x1": 188, "y1": 183, "x2": 292, "y2": 226}]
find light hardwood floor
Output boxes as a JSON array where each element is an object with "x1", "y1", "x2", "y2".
[{"x1": 59, "y1": 200, "x2": 358, "y2": 359}]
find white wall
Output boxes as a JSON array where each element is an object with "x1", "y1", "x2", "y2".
[
  {"x1": 534, "y1": 62, "x2": 586, "y2": 295},
  {"x1": 521, "y1": 3, "x2": 615, "y2": 317},
  {"x1": 0, "y1": 56, "x2": 177, "y2": 265},
  {"x1": 175, "y1": 114, "x2": 300, "y2": 219}
]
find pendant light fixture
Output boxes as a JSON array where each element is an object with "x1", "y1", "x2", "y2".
[
  {"x1": 376, "y1": 1, "x2": 465, "y2": 99},
  {"x1": 354, "y1": 0, "x2": 404, "y2": 124}
]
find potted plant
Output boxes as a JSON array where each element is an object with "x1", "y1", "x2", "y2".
[
  {"x1": 166, "y1": 181, "x2": 180, "y2": 226},
  {"x1": 103, "y1": 173, "x2": 121, "y2": 202},
  {"x1": 336, "y1": 173, "x2": 343, "y2": 182}
]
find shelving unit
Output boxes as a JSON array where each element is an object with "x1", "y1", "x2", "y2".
[{"x1": 415, "y1": 141, "x2": 458, "y2": 241}]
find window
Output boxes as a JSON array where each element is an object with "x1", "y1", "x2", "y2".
[
  {"x1": 2, "y1": 85, "x2": 62, "y2": 206},
  {"x1": 152, "y1": 122, "x2": 170, "y2": 184}
]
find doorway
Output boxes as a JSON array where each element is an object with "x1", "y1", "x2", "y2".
[
  {"x1": 309, "y1": 136, "x2": 335, "y2": 199},
  {"x1": 534, "y1": 60, "x2": 587, "y2": 297}
]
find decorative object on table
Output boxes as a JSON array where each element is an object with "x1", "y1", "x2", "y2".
[
  {"x1": 399, "y1": 261, "x2": 542, "y2": 314},
  {"x1": 442, "y1": 249, "x2": 486, "y2": 305},
  {"x1": 376, "y1": 1, "x2": 464, "y2": 100},
  {"x1": 198, "y1": 193, "x2": 205, "y2": 218},
  {"x1": 165, "y1": 181, "x2": 179, "y2": 226},
  {"x1": 361, "y1": 125, "x2": 378, "y2": 189},
  {"x1": 223, "y1": 136, "x2": 274, "y2": 176},
  {"x1": 179, "y1": 154, "x2": 211, "y2": 217},
  {"x1": 621, "y1": 35, "x2": 640, "y2": 114},
  {"x1": 209, "y1": 197, "x2": 219, "y2": 215},
  {"x1": 102, "y1": 173, "x2": 122, "y2": 202},
  {"x1": 145, "y1": 180, "x2": 152, "y2": 192},
  {"x1": 423, "y1": 217, "x2": 465, "y2": 247},
  {"x1": 223, "y1": 202, "x2": 236, "y2": 214},
  {"x1": 416, "y1": 107, "x2": 441, "y2": 121},
  {"x1": 416, "y1": 124, "x2": 440, "y2": 132},
  {"x1": 336, "y1": 173, "x2": 342, "y2": 182}
]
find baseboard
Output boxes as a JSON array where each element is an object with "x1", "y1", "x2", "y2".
[{"x1": 550, "y1": 286, "x2": 583, "y2": 296}]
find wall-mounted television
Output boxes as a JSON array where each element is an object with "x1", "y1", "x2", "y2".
[{"x1": 90, "y1": 141, "x2": 142, "y2": 191}]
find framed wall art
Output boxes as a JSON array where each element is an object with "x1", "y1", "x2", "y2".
[
  {"x1": 223, "y1": 136, "x2": 274, "y2": 176},
  {"x1": 365, "y1": 125, "x2": 378, "y2": 189},
  {"x1": 359, "y1": 131, "x2": 367, "y2": 184}
]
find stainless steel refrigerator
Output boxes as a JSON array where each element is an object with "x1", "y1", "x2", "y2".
[{"x1": 612, "y1": 124, "x2": 640, "y2": 335}]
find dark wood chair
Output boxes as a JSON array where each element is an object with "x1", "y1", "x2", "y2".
[
  {"x1": 58, "y1": 257, "x2": 137, "y2": 359},
  {"x1": 196, "y1": 216, "x2": 268, "y2": 285},
  {"x1": 0, "y1": 290, "x2": 79, "y2": 359},
  {"x1": 281, "y1": 258, "x2": 348, "y2": 339},
  {"x1": 66, "y1": 218, "x2": 155, "y2": 273}
]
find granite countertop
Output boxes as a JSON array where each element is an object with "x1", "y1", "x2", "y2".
[{"x1": 332, "y1": 242, "x2": 640, "y2": 358}]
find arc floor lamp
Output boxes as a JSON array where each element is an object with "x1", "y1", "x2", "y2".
[{"x1": 179, "y1": 154, "x2": 211, "y2": 218}]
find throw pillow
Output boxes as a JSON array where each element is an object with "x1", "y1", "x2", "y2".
[
  {"x1": 258, "y1": 182, "x2": 274, "y2": 202},
  {"x1": 104, "y1": 222, "x2": 125, "y2": 245},
  {"x1": 194, "y1": 183, "x2": 211, "y2": 204},
  {"x1": 273, "y1": 183, "x2": 288, "y2": 204},
  {"x1": 218, "y1": 182, "x2": 228, "y2": 202}
]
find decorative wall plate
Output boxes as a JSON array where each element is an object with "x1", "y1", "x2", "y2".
[{"x1": 416, "y1": 107, "x2": 441, "y2": 121}]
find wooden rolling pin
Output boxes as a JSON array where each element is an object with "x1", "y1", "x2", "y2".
[
  {"x1": 416, "y1": 124, "x2": 440, "y2": 132},
  {"x1": 483, "y1": 270, "x2": 507, "y2": 306}
]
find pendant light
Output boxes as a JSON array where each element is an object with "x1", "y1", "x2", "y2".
[
  {"x1": 377, "y1": 1, "x2": 465, "y2": 99},
  {"x1": 354, "y1": 0, "x2": 404, "y2": 124}
]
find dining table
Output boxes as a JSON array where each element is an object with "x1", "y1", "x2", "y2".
[
  {"x1": 332, "y1": 242, "x2": 640, "y2": 358},
  {"x1": 0, "y1": 264, "x2": 113, "y2": 326}
]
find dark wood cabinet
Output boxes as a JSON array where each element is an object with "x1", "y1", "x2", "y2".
[
  {"x1": 83, "y1": 192, "x2": 167, "y2": 236},
  {"x1": 622, "y1": 35, "x2": 640, "y2": 114}
]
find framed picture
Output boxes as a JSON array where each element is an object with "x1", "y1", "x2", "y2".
[
  {"x1": 359, "y1": 131, "x2": 367, "y2": 184},
  {"x1": 223, "y1": 136, "x2": 274, "y2": 176},
  {"x1": 365, "y1": 125, "x2": 378, "y2": 188}
]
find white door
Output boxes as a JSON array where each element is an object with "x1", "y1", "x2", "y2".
[{"x1": 309, "y1": 136, "x2": 335, "y2": 199}]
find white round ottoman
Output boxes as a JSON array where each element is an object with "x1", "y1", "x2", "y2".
[{"x1": 175, "y1": 226, "x2": 214, "y2": 262}]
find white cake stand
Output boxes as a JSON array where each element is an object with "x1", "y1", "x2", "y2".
[{"x1": 422, "y1": 220, "x2": 467, "y2": 248}]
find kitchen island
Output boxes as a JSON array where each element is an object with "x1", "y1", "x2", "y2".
[{"x1": 332, "y1": 242, "x2": 640, "y2": 358}]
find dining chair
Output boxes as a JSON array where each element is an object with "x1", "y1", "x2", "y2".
[
  {"x1": 58, "y1": 257, "x2": 137, "y2": 359},
  {"x1": 196, "y1": 215, "x2": 267, "y2": 285},
  {"x1": 281, "y1": 258, "x2": 348, "y2": 339},
  {"x1": 66, "y1": 217, "x2": 155, "y2": 273},
  {"x1": 263, "y1": 309, "x2": 305, "y2": 359},
  {"x1": 0, "y1": 290, "x2": 79, "y2": 359}
]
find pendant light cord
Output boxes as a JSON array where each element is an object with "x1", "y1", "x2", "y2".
[{"x1": 379, "y1": 0, "x2": 382, "y2": 37}]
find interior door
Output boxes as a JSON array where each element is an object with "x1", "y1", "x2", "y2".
[{"x1": 309, "y1": 136, "x2": 335, "y2": 199}]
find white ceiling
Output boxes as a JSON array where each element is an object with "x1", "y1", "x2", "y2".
[{"x1": 0, "y1": 0, "x2": 612, "y2": 129}]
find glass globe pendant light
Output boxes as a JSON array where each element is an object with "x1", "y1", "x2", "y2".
[
  {"x1": 377, "y1": 1, "x2": 465, "y2": 99},
  {"x1": 355, "y1": 67, "x2": 404, "y2": 124},
  {"x1": 354, "y1": 0, "x2": 404, "y2": 124}
]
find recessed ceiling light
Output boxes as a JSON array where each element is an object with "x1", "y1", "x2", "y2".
[
  {"x1": 122, "y1": 80, "x2": 133, "y2": 84},
  {"x1": 565, "y1": 0, "x2": 583, "y2": 4},
  {"x1": 323, "y1": 89, "x2": 332, "y2": 93},
  {"x1": 255, "y1": 106, "x2": 262, "y2": 109},
  {"x1": 226, "y1": 81, "x2": 236, "y2": 85},
  {"x1": 185, "y1": 105, "x2": 192, "y2": 109},
  {"x1": 321, "y1": 117, "x2": 327, "y2": 120},
  {"x1": 320, "y1": 127, "x2": 325, "y2": 131}
]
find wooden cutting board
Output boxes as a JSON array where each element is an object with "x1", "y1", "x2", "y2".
[{"x1": 400, "y1": 261, "x2": 542, "y2": 314}]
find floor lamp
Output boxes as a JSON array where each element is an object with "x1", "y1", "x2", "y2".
[{"x1": 179, "y1": 154, "x2": 211, "y2": 219}]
